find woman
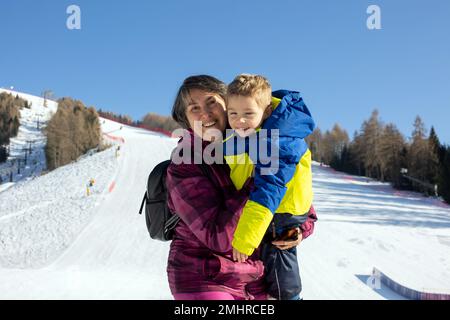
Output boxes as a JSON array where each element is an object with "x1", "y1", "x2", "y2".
[{"x1": 166, "y1": 75, "x2": 317, "y2": 300}]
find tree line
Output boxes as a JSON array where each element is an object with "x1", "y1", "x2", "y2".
[
  {"x1": 0, "y1": 93, "x2": 30, "y2": 162},
  {"x1": 97, "y1": 109, "x2": 134, "y2": 126},
  {"x1": 45, "y1": 98, "x2": 101, "y2": 171},
  {"x1": 306, "y1": 110, "x2": 450, "y2": 204},
  {"x1": 97, "y1": 109, "x2": 180, "y2": 134},
  {"x1": 140, "y1": 112, "x2": 180, "y2": 132}
]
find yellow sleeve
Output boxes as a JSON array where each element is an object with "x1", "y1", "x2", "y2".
[{"x1": 232, "y1": 200, "x2": 273, "y2": 256}]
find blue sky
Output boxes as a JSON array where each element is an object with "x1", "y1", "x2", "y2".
[{"x1": 1, "y1": 0, "x2": 449, "y2": 143}]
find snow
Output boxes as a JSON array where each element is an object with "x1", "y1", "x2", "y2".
[
  {"x1": 1, "y1": 92, "x2": 450, "y2": 299},
  {"x1": 300, "y1": 165, "x2": 450, "y2": 300},
  {"x1": 0, "y1": 147, "x2": 118, "y2": 268},
  {"x1": 0, "y1": 88, "x2": 57, "y2": 193}
]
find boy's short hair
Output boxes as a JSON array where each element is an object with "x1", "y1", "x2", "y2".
[{"x1": 227, "y1": 74, "x2": 272, "y2": 108}]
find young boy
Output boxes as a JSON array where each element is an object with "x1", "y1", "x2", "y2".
[{"x1": 223, "y1": 74, "x2": 316, "y2": 300}]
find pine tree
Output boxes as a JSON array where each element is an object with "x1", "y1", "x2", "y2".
[
  {"x1": 427, "y1": 126, "x2": 441, "y2": 184},
  {"x1": 407, "y1": 116, "x2": 428, "y2": 182},
  {"x1": 0, "y1": 145, "x2": 7, "y2": 163},
  {"x1": 349, "y1": 131, "x2": 365, "y2": 176},
  {"x1": 439, "y1": 147, "x2": 450, "y2": 204},
  {"x1": 0, "y1": 92, "x2": 23, "y2": 146},
  {"x1": 406, "y1": 116, "x2": 438, "y2": 194}
]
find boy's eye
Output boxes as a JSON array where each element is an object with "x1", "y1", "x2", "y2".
[
  {"x1": 228, "y1": 112, "x2": 237, "y2": 116},
  {"x1": 245, "y1": 113, "x2": 255, "y2": 116}
]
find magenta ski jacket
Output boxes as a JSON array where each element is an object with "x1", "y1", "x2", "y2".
[{"x1": 166, "y1": 130, "x2": 266, "y2": 299}]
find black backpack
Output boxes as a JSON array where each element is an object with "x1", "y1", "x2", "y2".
[{"x1": 138, "y1": 159, "x2": 210, "y2": 241}]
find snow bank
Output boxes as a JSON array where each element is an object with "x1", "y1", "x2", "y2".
[{"x1": 0, "y1": 146, "x2": 118, "y2": 268}]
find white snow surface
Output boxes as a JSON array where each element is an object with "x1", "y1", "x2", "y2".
[
  {"x1": 301, "y1": 166, "x2": 450, "y2": 299},
  {"x1": 0, "y1": 93, "x2": 449, "y2": 299}
]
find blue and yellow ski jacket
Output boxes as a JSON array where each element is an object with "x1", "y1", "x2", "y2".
[{"x1": 224, "y1": 90, "x2": 315, "y2": 256}]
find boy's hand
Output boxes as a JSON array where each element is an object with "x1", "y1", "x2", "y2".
[{"x1": 232, "y1": 247, "x2": 248, "y2": 263}]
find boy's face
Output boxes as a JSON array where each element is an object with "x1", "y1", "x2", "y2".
[{"x1": 227, "y1": 95, "x2": 271, "y2": 137}]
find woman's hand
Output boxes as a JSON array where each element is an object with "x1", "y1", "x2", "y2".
[{"x1": 272, "y1": 228, "x2": 303, "y2": 250}]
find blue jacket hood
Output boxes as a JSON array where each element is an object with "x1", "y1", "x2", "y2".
[{"x1": 263, "y1": 90, "x2": 315, "y2": 139}]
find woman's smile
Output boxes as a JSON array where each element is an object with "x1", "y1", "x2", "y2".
[{"x1": 202, "y1": 121, "x2": 217, "y2": 128}]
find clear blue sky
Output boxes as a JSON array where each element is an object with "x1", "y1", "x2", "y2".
[{"x1": 1, "y1": 0, "x2": 449, "y2": 143}]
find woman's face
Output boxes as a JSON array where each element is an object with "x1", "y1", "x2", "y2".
[{"x1": 185, "y1": 89, "x2": 227, "y2": 141}]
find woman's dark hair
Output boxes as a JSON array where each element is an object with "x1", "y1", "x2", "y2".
[{"x1": 171, "y1": 75, "x2": 227, "y2": 129}]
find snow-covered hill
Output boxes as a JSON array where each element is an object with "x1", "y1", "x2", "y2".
[
  {"x1": 0, "y1": 88, "x2": 58, "y2": 192},
  {"x1": 0, "y1": 92, "x2": 449, "y2": 299}
]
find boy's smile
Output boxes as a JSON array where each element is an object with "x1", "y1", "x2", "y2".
[{"x1": 227, "y1": 95, "x2": 271, "y2": 137}]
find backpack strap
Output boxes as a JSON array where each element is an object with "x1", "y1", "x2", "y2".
[{"x1": 138, "y1": 192, "x2": 147, "y2": 215}]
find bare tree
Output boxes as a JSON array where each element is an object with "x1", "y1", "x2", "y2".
[
  {"x1": 45, "y1": 98, "x2": 100, "y2": 170},
  {"x1": 359, "y1": 110, "x2": 383, "y2": 179},
  {"x1": 306, "y1": 128, "x2": 323, "y2": 163},
  {"x1": 321, "y1": 124, "x2": 349, "y2": 165},
  {"x1": 378, "y1": 123, "x2": 406, "y2": 184}
]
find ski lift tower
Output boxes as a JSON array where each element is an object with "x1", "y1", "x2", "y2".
[
  {"x1": 42, "y1": 90, "x2": 54, "y2": 108},
  {"x1": 25, "y1": 140, "x2": 35, "y2": 155}
]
